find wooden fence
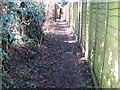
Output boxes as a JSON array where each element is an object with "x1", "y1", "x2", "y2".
[{"x1": 64, "y1": 1, "x2": 120, "y2": 88}]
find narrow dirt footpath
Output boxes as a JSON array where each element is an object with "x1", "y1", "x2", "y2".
[
  {"x1": 7, "y1": 20, "x2": 94, "y2": 88},
  {"x1": 41, "y1": 20, "x2": 94, "y2": 88}
]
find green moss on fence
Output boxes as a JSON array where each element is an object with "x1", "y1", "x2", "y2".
[{"x1": 66, "y1": 1, "x2": 119, "y2": 88}]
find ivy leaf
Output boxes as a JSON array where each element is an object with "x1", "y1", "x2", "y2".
[
  {"x1": 2, "y1": 14, "x2": 9, "y2": 21},
  {"x1": 10, "y1": 15, "x2": 15, "y2": 21},
  {"x1": 20, "y1": 25, "x2": 24, "y2": 30},
  {"x1": 10, "y1": 34, "x2": 15, "y2": 42},
  {"x1": 17, "y1": 28, "x2": 21, "y2": 31},
  {"x1": 25, "y1": 82, "x2": 30, "y2": 85},
  {"x1": 3, "y1": 51, "x2": 10, "y2": 60},
  {"x1": 16, "y1": 17, "x2": 20, "y2": 21}
]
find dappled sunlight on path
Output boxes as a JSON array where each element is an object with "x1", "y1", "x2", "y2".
[
  {"x1": 7, "y1": 19, "x2": 94, "y2": 88},
  {"x1": 42, "y1": 19, "x2": 94, "y2": 88}
]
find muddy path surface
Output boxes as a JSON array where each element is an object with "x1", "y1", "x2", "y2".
[{"x1": 6, "y1": 20, "x2": 94, "y2": 88}]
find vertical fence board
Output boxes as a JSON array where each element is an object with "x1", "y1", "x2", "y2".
[{"x1": 64, "y1": 1, "x2": 119, "y2": 88}]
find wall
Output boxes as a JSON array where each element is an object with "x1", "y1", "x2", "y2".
[
  {"x1": 65, "y1": 1, "x2": 120, "y2": 88},
  {"x1": 88, "y1": 2, "x2": 119, "y2": 88}
]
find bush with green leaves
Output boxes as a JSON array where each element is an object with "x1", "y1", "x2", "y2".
[
  {"x1": 1, "y1": 1, "x2": 46, "y2": 48},
  {"x1": 1, "y1": 1, "x2": 46, "y2": 88},
  {"x1": 23, "y1": 2, "x2": 46, "y2": 46}
]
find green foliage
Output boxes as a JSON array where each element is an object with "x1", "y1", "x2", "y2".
[
  {"x1": 1, "y1": 3, "x2": 18, "y2": 45},
  {"x1": 21, "y1": 34, "x2": 30, "y2": 42},
  {"x1": 1, "y1": 1, "x2": 46, "y2": 88},
  {"x1": 24, "y1": 2, "x2": 45, "y2": 42},
  {"x1": 58, "y1": 0, "x2": 68, "y2": 7},
  {"x1": 1, "y1": 1, "x2": 46, "y2": 47},
  {"x1": 1, "y1": 50, "x2": 11, "y2": 88}
]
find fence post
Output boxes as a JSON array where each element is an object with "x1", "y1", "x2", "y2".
[
  {"x1": 79, "y1": 2, "x2": 85, "y2": 53},
  {"x1": 87, "y1": 2, "x2": 100, "y2": 88},
  {"x1": 89, "y1": 2, "x2": 100, "y2": 88},
  {"x1": 101, "y1": 2, "x2": 109, "y2": 87},
  {"x1": 88, "y1": 2, "x2": 92, "y2": 61},
  {"x1": 80, "y1": 2, "x2": 83, "y2": 44},
  {"x1": 92, "y1": 2, "x2": 98, "y2": 74},
  {"x1": 78, "y1": 1, "x2": 82, "y2": 42},
  {"x1": 83, "y1": 2, "x2": 87, "y2": 51},
  {"x1": 77, "y1": 2, "x2": 80, "y2": 38}
]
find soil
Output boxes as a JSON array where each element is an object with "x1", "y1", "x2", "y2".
[{"x1": 5, "y1": 20, "x2": 94, "y2": 88}]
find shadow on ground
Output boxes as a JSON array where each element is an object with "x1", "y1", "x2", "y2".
[{"x1": 5, "y1": 20, "x2": 94, "y2": 88}]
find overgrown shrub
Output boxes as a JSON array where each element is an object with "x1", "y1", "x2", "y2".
[{"x1": 0, "y1": 1, "x2": 46, "y2": 88}]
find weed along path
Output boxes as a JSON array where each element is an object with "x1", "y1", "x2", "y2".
[{"x1": 7, "y1": 20, "x2": 94, "y2": 88}]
